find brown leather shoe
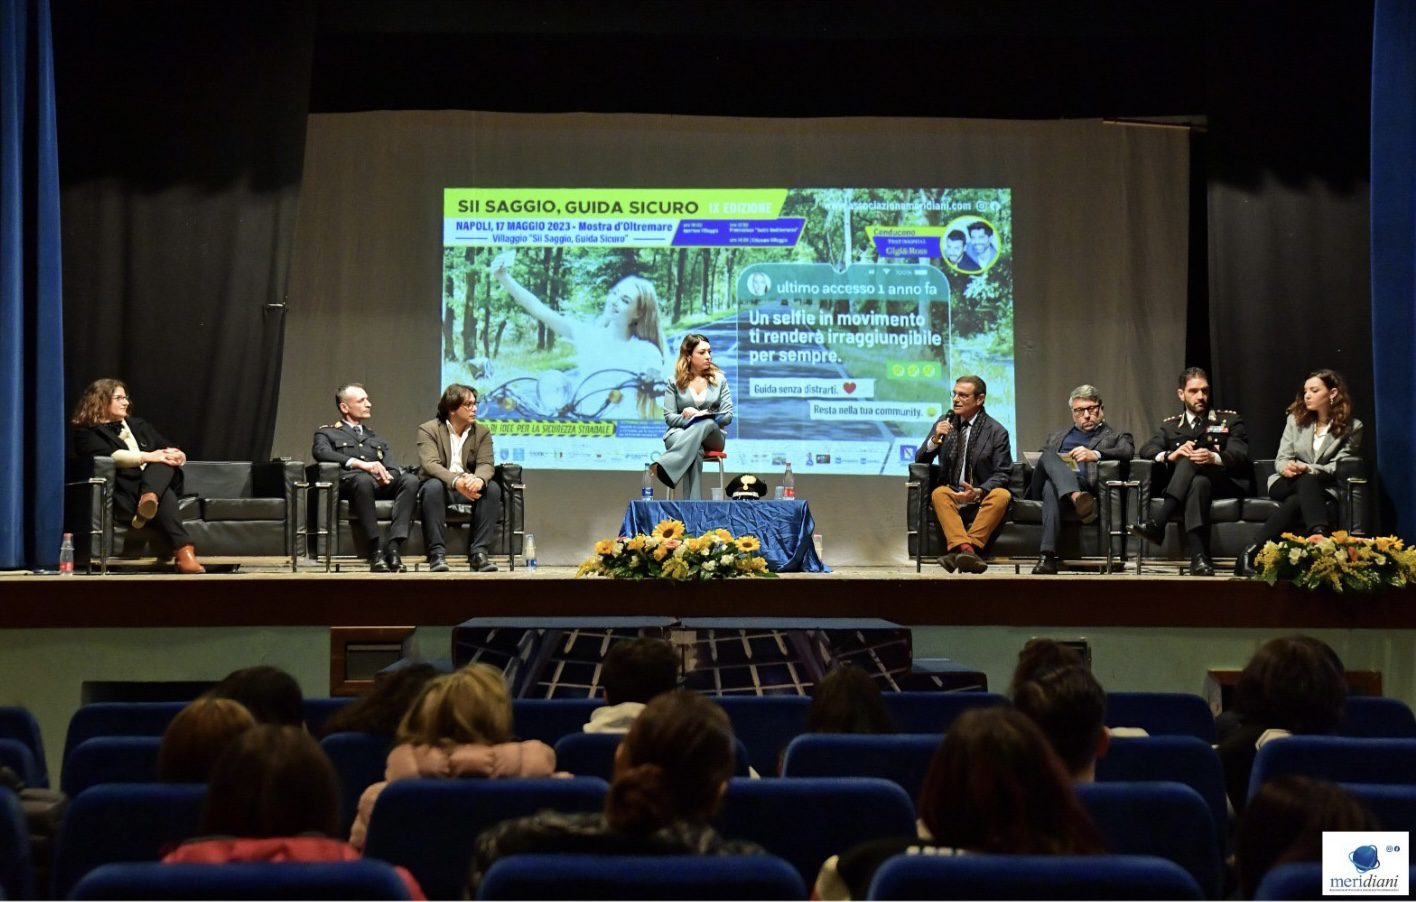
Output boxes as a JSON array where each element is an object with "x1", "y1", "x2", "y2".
[
  {"x1": 173, "y1": 544, "x2": 206, "y2": 574},
  {"x1": 132, "y1": 491, "x2": 159, "y2": 529}
]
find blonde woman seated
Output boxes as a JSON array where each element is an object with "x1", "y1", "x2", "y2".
[
  {"x1": 349, "y1": 664, "x2": 556, "y2": 850},
  {"x1": 654, "y1": 333, "x2": 733, "y2": 499}
]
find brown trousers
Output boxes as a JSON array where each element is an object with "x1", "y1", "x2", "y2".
[{"x1": 930, "y1": 486, "x2": 1012, "y2": 551}]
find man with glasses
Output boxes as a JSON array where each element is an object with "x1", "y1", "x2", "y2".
[
  {"x1": 416, "y1": 383, "x2": 500, "y2": 572},
  {"x1": 915, "y1": 375, "x2": 1013, "y2": 573},
  {"x1": 313, "y1": 383, "x2": 420, "y2": 572},
  {"x1": 1026, "y1": 385, "x2": 1134, "y2": 575}
]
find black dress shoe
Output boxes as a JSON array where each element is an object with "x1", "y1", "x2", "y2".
[
  {"x1": 1189, "y1": 553, "x2": 1215, "y2": 577},
  {"x1": 469, "y1": 550, "x2": 498, "y2": 573},
  {"x1": 936, "y1": 553, "x2": 958, "y2": 572},
  {"x1": 652, "y1": 462, "x2": 675, "y2": 489},
  {"x1": 1032, "y1": 553, "x2": 1059, "y2": 575},
  {"x1": 1129, "y1": 519, "x2": 1165, "y2": 545},
  {"x1": 385, "y1": 546, "x2": 407, "y2": 573},
  {"x1": 369, "y1": 551, "x2": 391, "y2": 573},
  {"x1": 1234, "y1": 544, "x2": 1260, "y2": 578},
  {"x1": 1072, "y1": 493, "x2": 1098, "y2": 525},
  {"x1": 427, "y1": 551, "x2": 450, "y2": 573}
]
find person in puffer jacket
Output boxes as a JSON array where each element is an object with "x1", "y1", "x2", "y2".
[{"x1": 349, "y1": 663, "x2": 556, "y2": 850}]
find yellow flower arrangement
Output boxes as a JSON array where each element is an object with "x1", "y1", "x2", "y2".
[
  {"x1": 1249, "y1": 531, "x2": 1416, "y2": 593},
  {"x1": 577, "y1": 526, "x2": 776, "y2": 581}
]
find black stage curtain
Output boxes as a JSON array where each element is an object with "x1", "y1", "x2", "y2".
[{"x1": 53, "y1": 0, "x2": 315, "y2": 460}]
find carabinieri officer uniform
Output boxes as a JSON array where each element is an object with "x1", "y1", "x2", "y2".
[{"x1": 312, "y1": 421, "x2": 419, "y2": 572}]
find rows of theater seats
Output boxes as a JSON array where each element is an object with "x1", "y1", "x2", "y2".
[{"x1": 2, "y1": 691, "x2": 1415, "y2": 899}]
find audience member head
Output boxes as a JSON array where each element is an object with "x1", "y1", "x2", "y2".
[
  {"x1": 1012, "y1": 665, "x2": 1108, "y2": 781},
  {"x1": 200, "y1": 725, "x2": 341, "y2": 838},
  {"x1": 1237, "y1": 776, "x2": 1379, "y2": 899},
  {"x1": 396, "y1": 663, "x2": 513, "y2": 748},
  {"x1": 806, "y1": 666, "x2": 895, "y2": 734},
  {"x1": 1009, "y1": 638, "x2": 1086, "y2": 694},
  {"x1": 601, "y1": 638, "x2": 679, "y2": 706},
  {"x1": 606, "y1": 690, "x2": 735, "y2": 832},
  {"x1": 158, "y1": 697, "x2": 256, "y2": 783},
  {"x1": 209, "y1": 665, "x2": 305, "y2": 727},
  {"x1": 319, "y1": 663, "x2": 440, "y2": 738},
  {"x1": 917, "y1": 707, "x2": 1103, "y2": 855},
  {"x1": 1234, "y1": 636, "x2": 1346, "y2": 734}
]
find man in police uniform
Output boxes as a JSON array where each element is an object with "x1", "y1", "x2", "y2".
[
  {"x1": 1132, "y1": 367, "x2": 1250, "y2": 576},
  {"x1": 312, "y1": 383, "x2": 420, "y2": 572}
]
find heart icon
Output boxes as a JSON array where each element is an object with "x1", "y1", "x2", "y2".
[{"x1": 843, "y1": 382, "x2": 857, "y2": 394}]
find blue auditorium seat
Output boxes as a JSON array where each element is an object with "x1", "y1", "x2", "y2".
[
  {"x1": 362, "y1": 776, "x2": 608, "y2": 900},
  {"x1": 715, "y1": 776, "x2": 915, "y2": 887},
  {"x1": 61, "y1": 736, "x2": 163, "y2": 796},
  {"x1": 1341, "y1": 782, "x2": 1416, "y2": 831},
  {"x1": 0, "y1": 706, "x2": 49, "y2": 787},
  {"x1": 866, "y1": 853, "x2": 1204, "y2": 900},
  {"x1": 1249, "y1": 736, "x2": 1416, "y2": 799},
  {"x1": 878, "y1": 691, "x2": 1008, "y2": 734},
  {"x1": 0, "y1": 788, "x2": 33, "y2": 900},
  {"x1": 302, "y1": 697, "x2": 356, "y2": 736},
  {"x1": 1076, "y1": 781, "x2": 1222, "y2": 898},
  {"x1": 1095, "y1": 735, "x2": 1228, "y2": 838},
  {"x1": 0, "y1": 737, "x2": 44, "y2": 789},
  {"x1": 553, "y1": 732, "x2": 751, "y2": 781},
  {"x1": 70, "y1": 860, "x2": 416, "y2": 899},
  {"x1": 1252, "y1": 861, "x2": 1322, "y2": 900},
  {"x1": 1341, "y1": 696, "x2": 1416, "y2": 738},
  {"x1": 1105, "y1": 691, "x2": 1217, "y2": 742},
  {"x1": 510, "y1": 698, "x2": 602, "y2": 745},
  {"x1": 62, "y1": 702, "x2": 184, "y2": 766},
  {"x1": 476, "y1": 853, "x2": 806, "y2": 900},
  {"x1": 714, "y1": 695, "x2": 811, "y2": 775},
  {"x1": 319, "y1": 732, "x2": 393, "y2": 837},
  {"x1": 780, "y1": 733, "x2": 940, "y2": 802},
  {"x1": 51, "y1": 783, "x2": 205, "y2": 898}
]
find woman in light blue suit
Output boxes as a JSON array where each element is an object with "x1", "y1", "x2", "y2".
[
  {"x1": 654, "y1": 333, "x2": 733, "y2": 499},
  {"x1": 1238, "y1": 369, "x2": 1363, "y2": 574}
]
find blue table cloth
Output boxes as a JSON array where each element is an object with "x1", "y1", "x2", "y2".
[{"x1": 619, "y1": 500, "x2": 829, "y2": 573}]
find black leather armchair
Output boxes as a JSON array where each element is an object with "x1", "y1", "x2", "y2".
[
  {"x1": 65, "y1": 458, "x2": 305, "y2": 574},
  {"x1": 907, "y1": 459, "x2": 1129, "y2": 571},
  {"x1": 1130, "y1": 456, "x2": 1371, "y2": 561},
  {"x1": 307, "y1": 462, "x2": 525, "y2": 570}
]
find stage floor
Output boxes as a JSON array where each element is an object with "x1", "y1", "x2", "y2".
[{"x1": 2, "y1": 559, "x2": 1411, "y2": 631}]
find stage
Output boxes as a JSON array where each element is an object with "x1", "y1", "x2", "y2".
[{"x1": 2, "y1": 560, "x2": 1412, "y2": 631}]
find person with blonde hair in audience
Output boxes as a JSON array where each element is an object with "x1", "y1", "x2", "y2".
[
  {"x1": 469, "y1": 690, "x2": 763, "y2": 895},
  {"x1": 157, "y1": 697, "x2": 256, "y2": 783},
  {"x1": 163, "y1": 725, "x2": 424, "y2": 898},
  {"x1": 349, "y1": 663, "x2": 556, "y2": 850},
  {"x1": 814, "y1": 707, "x2": 1104, "y2": 900}
]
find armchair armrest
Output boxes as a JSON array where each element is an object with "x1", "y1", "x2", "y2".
[
  {"x1": 1130, "y1": 458, "x2": 1157, "y2": 500},
  {"x1": 65, "y1": 456, "x2": 117, "y2": 573},
  {"x1": 1336, "y1": 457, "x2": 1370, "y2": 535}
]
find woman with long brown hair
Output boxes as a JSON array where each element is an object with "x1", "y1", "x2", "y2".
[
  {"x1": 654, "y1": 333, "x2": 734, "y2": 498},
  {"x1": 70, "y1": 378, "x2": 205, "y2": 573},
  {"x1": 1237, "y1": 369, "x2": 1363, "y2": 575}
]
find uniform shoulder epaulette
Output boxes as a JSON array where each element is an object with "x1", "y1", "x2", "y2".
[
  {"x1": 319, "y1": 422, "x2": 342, "y2": 429},
  {"x1": 1214, "y1": 408, "x2": 1239, "y2": 416},
  {"x1": 1163, "y1": 414, "x2": 1183, "y2": 423}
]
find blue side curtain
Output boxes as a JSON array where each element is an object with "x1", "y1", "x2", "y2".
[
  {"x1": 1372, "y1": 0, "x2": 1416, "y2": 539},
  {"x1": 0, "y1": 0, "x2": 64, "y2": 569}
]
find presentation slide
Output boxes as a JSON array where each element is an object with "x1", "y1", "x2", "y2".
[{"x1": 441, "y1": 187, "x2": 1013, "y2": 476}]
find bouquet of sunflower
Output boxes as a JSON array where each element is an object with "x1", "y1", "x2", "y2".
[
  {"x1": 576, "y1": 518, "x2": 775, "y2": 581},
  {"x1": 1253, "y1": 531, "x2": 1416, "y2": 593}
]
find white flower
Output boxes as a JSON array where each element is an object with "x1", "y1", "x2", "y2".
[
  {"x1": 628, "y1": 557, "x2": 641, "y2": 569},
  {"x1": 720, "y1": 554, "x2": 734, "y2": 566},
  {"x1": 645, "y1": 536, "x2": 661, "y2": 548},
  {"x1": 1289, "y1": 548, "x2": 1305, "y2": 566},
  {"x1": 702, "y1": 560, "x2": 717, "y2": 572},
  {"x1": 673, "y1": 544, "x2": 687, "y2": 558}
]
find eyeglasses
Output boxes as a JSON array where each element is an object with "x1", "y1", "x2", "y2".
[
  {"x1": 1071, "y1": 404, "x2": 1102, "y2": 415},
  {"x1": 460, "y1": 399, "x2": 478, "y2": 409}
]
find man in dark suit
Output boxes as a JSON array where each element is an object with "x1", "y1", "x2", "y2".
[
  {"x1": 914, "y1": 374, "x2": 1013, "y2": 573},
  {"x1": 415, "y1": 383, "x2": 500, "y2": 573},
  {"x1": 312, "y1": 383, "x2": 419, "y2": 572},
  {"x1": 1132, "y1": 367, "x2": 1250, "y2": 576},
  {"x1": 1026, "y1": 385, "x2": 1134, "y2": 575}
]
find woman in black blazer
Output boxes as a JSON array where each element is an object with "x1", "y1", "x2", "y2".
[{"x1": 70, "y1": 378, "x2": 205, "y2": 573}]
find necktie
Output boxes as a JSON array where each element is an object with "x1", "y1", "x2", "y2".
[
  {"x1": 354, "y1": 424, "x2": 364, "y2": 439},
  {"x1": 956, "y1": 420, "x2": 972, "y2": 486}
]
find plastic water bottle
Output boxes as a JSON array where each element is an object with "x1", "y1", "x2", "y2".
[
  {"x1": 782, "y1": 462, "x2": 796, "y2": 499},
  {"x1": 523, "y1": 533, "x2": 537, "y2": 571},
  {"x1": 59, "y1": 533, "x2": 75, "y2": 575},
  {"x1": 641, "y1": 464, "x2": 654, "y2": 500}
]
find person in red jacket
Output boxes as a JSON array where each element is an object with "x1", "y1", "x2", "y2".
[{"x1": 163, "y1": 725, "x2": 424, "y2": 900}]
